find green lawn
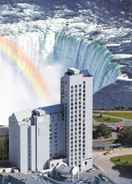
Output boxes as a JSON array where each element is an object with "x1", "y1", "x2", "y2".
[
  {"x1": 103, "y1": 111, "x2": 132, "y2": 120},
  {"x1": 93, "y1": 114, "x2": 121, "y2": 123},
  {"x1": 111, "y1": 155, "x2": 132, "y2": 166}
]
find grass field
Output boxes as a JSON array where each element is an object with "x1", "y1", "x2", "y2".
[
  {"x1": 111, "y1": 155, "x2": 132, "y2": 166},
  {"x1": 103, "y1": 111, "x2": 132, "y2": 120},
  {"x1": 93, "y1": 114, "x2": 121, "y2": 123}
]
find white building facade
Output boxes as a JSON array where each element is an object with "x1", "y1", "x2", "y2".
[
  {"x1": 9, "y1": 68, "x2": 93, "y2": 173},
  {"x1": 9, "y1": 105, "x2": 65, "y2": 173},
  {"x1": 61, "y1": 68, "x2": 93, "y2": 171}
]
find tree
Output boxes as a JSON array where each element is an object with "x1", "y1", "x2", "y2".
[
  {"x1": 118, "y1": 127, "x2": 132, "y2": 146},
  {"x1": 93, "y1": 124, "x2": 112, "y2": 139},
  {"x1": 0, "y1": 136, "x2": 8, "y2": 160}
]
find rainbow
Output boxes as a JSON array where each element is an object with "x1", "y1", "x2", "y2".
[{"x1": 0, "y1": 36, "x2": 49, "y2": 100}]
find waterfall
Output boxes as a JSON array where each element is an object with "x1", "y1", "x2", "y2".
[
  {"x1": 0, "y1": 29, "x2": 121, "y2": 125},
  {"x1": 53, "y1": 32, "x2": 121, "y2": 92}
]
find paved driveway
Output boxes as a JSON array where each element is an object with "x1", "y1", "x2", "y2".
[{"x1": 94, "y1": 149, "x2": 132, "y2": 184}]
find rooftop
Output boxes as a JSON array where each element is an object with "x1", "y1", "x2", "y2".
[
  {"x1": 10, "y1": 110, "x2": 32, "y2": 123},
  {"x1": 33, "y1": 104, "x2": 63, "y2": 116},
  {"x1": 66, "y1": 68, "x2": 80, "y2": 75},
  {"x1": 65, "y1": 68, "x2": 92, "y2": 77}
]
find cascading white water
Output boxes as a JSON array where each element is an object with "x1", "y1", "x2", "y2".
[
  {"x1": 0, "y1": 28, "x2": 120, "y2": 125},
  {"x1": 53, "y1": 32, "x2": 121, "y2": 92}
]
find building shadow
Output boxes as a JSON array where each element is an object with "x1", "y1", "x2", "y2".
[{"x1": 112, "y1": 165, "x2": 132, "y2": 179}]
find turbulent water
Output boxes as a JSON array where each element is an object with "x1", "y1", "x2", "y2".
[{"x1": 0, "y1": 0, "x2": 132, "y2": 124}]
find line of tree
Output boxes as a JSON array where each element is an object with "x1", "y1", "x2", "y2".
[
  {"x1": 0, "y1": 136, "x2": 8, "y2": 160},
  {"x1": 117, "y1": 127, "x2": 132, "y2": 146},
  {"x1": 93, "y1": 124, "x2": 112, "y2": 139}
]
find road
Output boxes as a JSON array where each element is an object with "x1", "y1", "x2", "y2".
[{"x1": 94, "y1": 149, "x2": 132, "y2": 184}]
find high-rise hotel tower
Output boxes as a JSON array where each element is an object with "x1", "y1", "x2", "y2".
[{"x1": 61, "y1": 68, "x2": 93, "y2": 171}]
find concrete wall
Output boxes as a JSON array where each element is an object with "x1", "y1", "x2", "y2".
[
  {"x1": 19, "y1": 124, "x2": 28, "y2": 173},
  {"x1": 36, "y1": 115, "x2": 50, "y2": 171},
  {"x1": 29, "y1": 126, "x2": 36, "y2": 171}
]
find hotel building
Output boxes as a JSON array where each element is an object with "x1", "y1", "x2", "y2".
[{"x1": 9, "y1": 68, "x2": 93, "y2": 173}]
